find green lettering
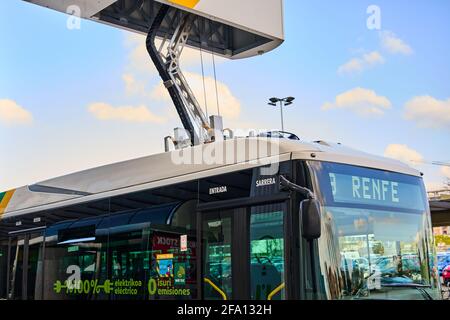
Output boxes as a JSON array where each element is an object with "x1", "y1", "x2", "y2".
[{"x1": 148, "y1": 278, "x2": 157, "y2": 295}]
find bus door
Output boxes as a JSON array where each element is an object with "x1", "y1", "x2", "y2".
[
  {"x1": 7, "y1": 232, "x2": 44, "y2": 300},
  {"x1": 201, "y1": 209, "x2": 236, "y2": 300},
  {"x1": 200, "y1": 201, "x2": 288, "y2": 300},
  {"x1": 249, "y1": 203, "x2": 286, "y2": 300}
]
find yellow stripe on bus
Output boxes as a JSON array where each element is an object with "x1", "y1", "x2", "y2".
[
  {"x1": 0, "y1": 189, "x2": 15, "y2": 217},
  {"x1": 168, "y1": 0, "x2": 200, "y2": 9}
]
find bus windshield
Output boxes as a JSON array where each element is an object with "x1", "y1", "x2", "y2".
[{"x1": 308, "y1": 161, "x2": 441, "y2": 300}]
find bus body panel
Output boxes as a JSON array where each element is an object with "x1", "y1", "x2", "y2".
[{"x1": 1, "y1": 139, "x2": 418, "y2": 219}]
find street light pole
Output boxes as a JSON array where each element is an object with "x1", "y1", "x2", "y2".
[
  {"x1": 279, "y1": 100, "x2": 284, "y2": 132},
  {"x1": 268, "y1": 97, "x2": 295, "y2": 132}
]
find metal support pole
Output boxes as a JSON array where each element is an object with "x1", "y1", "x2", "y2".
[
  {"x1": 280, "y1": 100, "x2": 284, "y2": 132},
  {"x1": 22, "y1": 234, "x2": 29, "y2": 300},
  {"x1": 6, "y1": 237, "x2": 11, "y2": 299}
]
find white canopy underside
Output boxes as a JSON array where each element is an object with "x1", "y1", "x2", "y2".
[{"x1": 23, "y1": 0, "x2": 285, "y2": 59}]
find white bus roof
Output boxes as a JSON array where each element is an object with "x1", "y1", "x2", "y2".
[
  {"x1": 0, "y1": 138, "x2": 421, "y2": 220},
  {"x1": 23, "y1": 0, "x2": 285, "y2": 59}
]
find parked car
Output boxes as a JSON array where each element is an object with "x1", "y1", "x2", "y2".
[
  {"x1": 355, "y1": 257, "x2": 369, "y2": 271},
  {"x1": 442, "y1": 265, "x2": 450, "y2": 286},
  {"x1": 375, "y1": 255, "x2": 420, "y2": 276},
  {"x1": 340, "y1": 256, "x2": 361, "y2": 272}
]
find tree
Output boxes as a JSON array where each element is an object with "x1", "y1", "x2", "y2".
[
  {"x1": 372, "y1": 242, "x2": 384, "y2": 255},
  {"x1": 435, "y1": 234, "x2": 450, "y2": 246}
]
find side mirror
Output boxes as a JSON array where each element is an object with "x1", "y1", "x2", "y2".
[{"x1": 301, "y1": 199, "x2": 322, "y2": 240}]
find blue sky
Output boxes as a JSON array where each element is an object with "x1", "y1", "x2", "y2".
[{"x1": 0, "y1": 0, "x2": 449, "y2": 191}]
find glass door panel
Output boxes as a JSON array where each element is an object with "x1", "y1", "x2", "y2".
[
  {"x1": 202, "y1": 210, "x2": 233, "y2": 300},
  {"x1": 250, "y1": 204, "x2": 286, "y2": 300},
  {"x1": 7, "y1": 236, "x2": 23, "y2": 300},
  {"x1": 200, "y1": 202, "x2": 288, "y2": 300},
  {"x1": 26, "y1": 232, "x2": 44, "y2": 300}
]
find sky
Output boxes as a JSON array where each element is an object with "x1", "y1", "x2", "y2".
[{"x1": 0, "y1": 0, "x2": 449, "y2": 192}]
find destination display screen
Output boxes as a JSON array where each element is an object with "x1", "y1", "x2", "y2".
[{"x1": 310, "y1": 161, "x2": 426, "y2": 212}]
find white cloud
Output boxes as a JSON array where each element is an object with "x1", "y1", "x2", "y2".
[
  {"x1": 425, "y1": 181, "x2": 445, "y2": 192},
  {"x1": 149, "y1": 72, "x2": 241, "y2": 120},
  {"x1": 123, "y1": 73, "x2": 148, "y2": 97},
  {"x1": 338, "y1": 51, "x2": 385, "y2": 75},
  {"x1": 338, "y1": 58, "x2": 364, "y2": 74},
  {"x1": 123, "y1": 33, "x2": 241, "y2": 121},
  {"x1": 363, "y1": 51, "x2": 384, "y2": 64},
  {"x1": 338, "y1": 30, "x2": 411, "y2": 75},
  {"x1": 425, "y1": 167, "x2": 450, "y2": 192},
  {"x1": 0, "y1": 99, "x2": 33, "y2": 125},
  {"x1": 87, "y1": 36, "x2": 168, "y2": 125},
  {"x1": 322, "y1": 87, "x2": 391, "y2": 116},
  {"x1": 380, "y1": 31, "x2": 413, "y2": 55},
  {"x1": 404, "y1": 95, "x2": 450, "y2": 129},
  {"x1": 87, "y1": 33, "x2": 242, "y2": 130},
  {"x1": 88, "y1": 102, "x2": 166, "y2": 123},
  {"x1": 150, "y1": 82, "x2": 171, "y2": 101},
  {"x1": 124, "y1": 34, "x2": 157, "y2": 75},
  {"x1": 186, "y1": 71, "x2": 241, "y2": 120},
  {"x1": 442, "y1": 166, "x2": 450, "y2": 179},
  {"x1": 384, "y1": 144, "x2": 424, "y2": 165}
]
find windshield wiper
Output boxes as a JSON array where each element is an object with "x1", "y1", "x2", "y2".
[
  {"x1": 381, "y1": 283, "x2": 433, "y2": 300},
  {"x1": 381, "y1": 283, "x2": 430, "y2": 288},
  {"x1": 354, "y1": 283, "x2": 434, "y2": 300}
]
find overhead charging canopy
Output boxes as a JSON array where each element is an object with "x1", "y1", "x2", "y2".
[
  {"x1": 23, "y1": 0, "x2": 286, "y2": 149},
  {"x1": 24, "y1": 0, "x2": 285, "y2": 146},
  {"x1": 24, "y1": 0, "x2": 285, "y2": 59}
]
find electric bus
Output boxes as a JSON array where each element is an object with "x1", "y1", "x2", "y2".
[{"x1": 0, "y1": 137, "x2": 441, "y2": 300}]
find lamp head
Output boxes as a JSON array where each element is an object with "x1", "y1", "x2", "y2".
[
  {"x1": 269, "y1": 97, "x2": 280, "y2": 104},
  {"x1": 284, "y1": 97, "x2": 295, "y2": 103}
]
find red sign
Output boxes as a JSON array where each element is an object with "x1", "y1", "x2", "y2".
[{"x1": 180, "y1": 234, "x2": 188, "y2": 252}]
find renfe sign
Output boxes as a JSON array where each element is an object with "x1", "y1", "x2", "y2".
[
  {"x1": 330, "y1": 174, "x2": 399, "y2": 202},
  {"x1": 328, "y1": 173, "x2": 425, "y2": 211}
]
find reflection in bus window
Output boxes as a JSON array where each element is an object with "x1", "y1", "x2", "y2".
[
  {"x1": 148, "y1": 229, "x2": 197, "y2": 300},
  {"x1": 108, "y1": 224, "x2": 150, "y2": 300},
  {"x1": 333, "y1": 208, "x2": 428, "y2": 298},
  {"x1": 250, "y1": 205, "x2": 285, "y2": 300},
  {"x1": 43, "y1": 227, "x2": 109, "y2": 300},
  {"x1": 42, "y1": 199, "x2": 198, "y2": 300},
  {"x1": 310, "y1": 161, "x2": 440, "y2": 300},
  {"x1": 203, "y1": 211, "x2": 232, "y2": 300}
]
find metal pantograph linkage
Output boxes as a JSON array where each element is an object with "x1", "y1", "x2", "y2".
[{"x1": 146, "y1": 4, "x2": 224, "y2": 149}]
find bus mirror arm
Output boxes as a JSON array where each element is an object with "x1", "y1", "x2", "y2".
[
  {"x1": 279, "y1": 175, "x2": 315, "y2": 199},
  {"x1": 279, "y1": 175, "x2": 321, "y2": 240}
]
